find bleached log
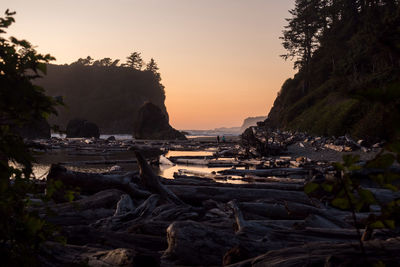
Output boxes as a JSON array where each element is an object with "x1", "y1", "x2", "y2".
[
  {"x1": 176, "y1": 168, "x2": 216, "y2": 178},
  {"x1": 135, "y1": 151, "x2": 184, "y2": 205},
  {"x1": 242, "y1": 176, "x2": 305, "y2": 184},
  {"x1": 230, "y1": 200, "x2": 247, "y2": 232},
  {"x1": 172, "y1": 158, "x2": 241, "y2": 167},
  {"x1": 113, "y1": 194, "x2": 135, "y2": 216},
  {"x1": 218, "y1": 168, "x2": 309, "y2": 177}
]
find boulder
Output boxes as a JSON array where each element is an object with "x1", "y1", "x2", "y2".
[
  {"x1": 14, "y1": 118, "x2": 51, "y2": 139},
  {"x1": 134, "y1": 102, "x2": 186, "y2": 140},
  {"x1": 66, "y1": 119, "x2": 100, "y2": 138}
]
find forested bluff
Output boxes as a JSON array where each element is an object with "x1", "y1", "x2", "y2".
[
  {"x1": 36, "y1": 54, "x2": 168, "y2": 134},
  {"x1": 266, "y1": 0, "x2": 400, "y2": 142}
]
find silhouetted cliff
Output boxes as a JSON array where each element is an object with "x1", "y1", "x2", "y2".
[
  {"x1": 37, "y1": 63, "x2": 167, "y2": 134},
  {"x1": 267, "y1": 1, "x2": 400, "y2": 141}
]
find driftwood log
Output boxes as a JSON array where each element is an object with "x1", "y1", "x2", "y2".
[
  {"x1": 166, "y1": 185, "x2": 313, "y2": 205},
  {"x1": 167, "y1": 175, "x2": 304, "y2": 191},
  {"x1": 226, "y1": 238, "x2": 400, "y2": 267},
  {"x1": 46, "y1": 164, "x2": 150, "y2": 200},
  {"x1": 39, "y1": 144, "x2": 399, "y2": 266},
  {"x1": 134, "y1": 151, "x2": 184, "y2": 205},
  {"x1": 41, "y1": 189, "x2": 125, "y2": 226},
  {"x1": 218, "y1": 167, "x2": 309, "y2": 177}
]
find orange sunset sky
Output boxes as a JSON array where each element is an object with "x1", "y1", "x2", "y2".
[{"x1": 3, "y1": 0, "x2": 295, "y2": 130}]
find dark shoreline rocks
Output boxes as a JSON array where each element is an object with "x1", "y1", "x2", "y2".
[{"x1": 134, "y1": 102, "x2": 186, "y2": 140}]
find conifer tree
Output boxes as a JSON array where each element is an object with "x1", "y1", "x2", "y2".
[{"x1": 125, "y1": 51, "x2": 144, "y2": 70}]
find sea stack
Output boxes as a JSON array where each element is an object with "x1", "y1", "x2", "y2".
[{"x1": 134, "y1": 102, "x2": 186, "y2": 140}]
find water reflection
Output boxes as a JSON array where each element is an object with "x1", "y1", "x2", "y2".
[
  {"x1": 32, "y1": 149, "x2": 243, "y2": 183},
  {"x1": 32, "y1": 149, "x2": 139, "y2": 179},
  {"x1": 156, "y1": 164, "x2": 227, "y2": 180},
  {"x1": 165, "y1": 150, "x2": 213, "y2": 157}
]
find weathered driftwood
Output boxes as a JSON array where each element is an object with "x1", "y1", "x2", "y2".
[
  {"x1": 162, "y1": 220, "x2": 239, "y2": 266},
  {"x1": 238, "y1": 159, "x2": 265, "y2": 166},
  {"x1": 172, "y1": 158, "x2": 242, "y2": 168},
  {"x1": 151, "y1": 203, "x2": 200, "y2": 221},
  {"x1": 227, "y1": 238, "x2": 400, "y2": 267},
  {"x1": 128, "y1": 220, "x2": 172, "y2": 236},
  {"x1": 162, "y1": 216, "x2": 377, "y2": 266},
  {"x1": 165, "y1": 185, "x2": 313, "y2": 205},
  {"x1": 166, "y1": 175, "x2": 304, "y2": 191},
  {"x1": 173, "y1": 158, "x2": 210, "y2": 165},
  {"x1": 59, "y1": 159, "x2": 137, "y2": 165},
  {"x1": 46, "y1": 164, "x2": 150, "y2": 199},
  {"x1": 237, "y1": 201, "x2": 351, "y2": 228},
  {"x1": 93, "y1": 194, "x2": 161, "y2": 231},
  {"x1": 241, "y1": 176, "x2": 305, "y2": 184},
  {"x1": 304, "y1": 214, "x2": 343, "y2": 229},
  {"x1": 41, "y1": 189, "x2": 125, "y2": 226},
  {"x1": 163, "y1": 218, "x2": 357, "y2": 266},
  {"x1": 134, "y1": 150, "x2": 184, "y2": 205},
  {"x1": 40, "y1": 237, "x2": 162, "y2": 266},
  {"x1": 266, "y1": 227, "x2": 364, "y2": 244},
  {"x1": 229, "y1": 200, "x2": 344, "y2": 241},
  {"x1": 175, "y1": 168, "x2": 217, "y2": 178},
  {"x1": 64, "y1": 225, "x2": 168, "y2": 252},
  {"x1": 218, "y1": 167, "x2": 309, "y2": 177},
  {"x1": 95, "y1": 194, "x2": 200, "y2": 232},
  {"x1": 113, "y1": 194, "x2": 135, "y2": 216},
  {"x1": 168, "y1": 155, "x2": 214, "y2": 160},
  {"x1": 229, "y1": 200, "x2": 300, "y2": 233}
]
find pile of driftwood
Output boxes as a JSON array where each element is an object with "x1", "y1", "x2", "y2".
[
  {"x1": 31, "y1": 135, "x2": 237, "y2": 154},
  {"x1": 34, "y1": 147, "x2": 400, "y2": 266},
  {"x1": 241, "y1": 126, "x2": 383, "y2": 158}
]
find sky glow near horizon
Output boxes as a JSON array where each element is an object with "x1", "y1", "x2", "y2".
[{"x1": 3, "y1": 0, "x2": 295, "y2": 130}]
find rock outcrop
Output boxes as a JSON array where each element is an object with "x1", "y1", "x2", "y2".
[
  {"x1": 134, "y1": 102, "x2": 186, "y2": 140},
  {"x1": 37, "y1": 64, "x2": 167, "y2": 134},
  {"x1": 66, "y1": 119, "x2": 100, "y2": 138},
  {"x1": 240, "y1": 116, "x2": 267, "y2": 132}
]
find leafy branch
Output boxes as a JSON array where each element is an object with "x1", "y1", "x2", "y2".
[{"x1": 305, "y1": 140, "x2": 400, "y2": 254}]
